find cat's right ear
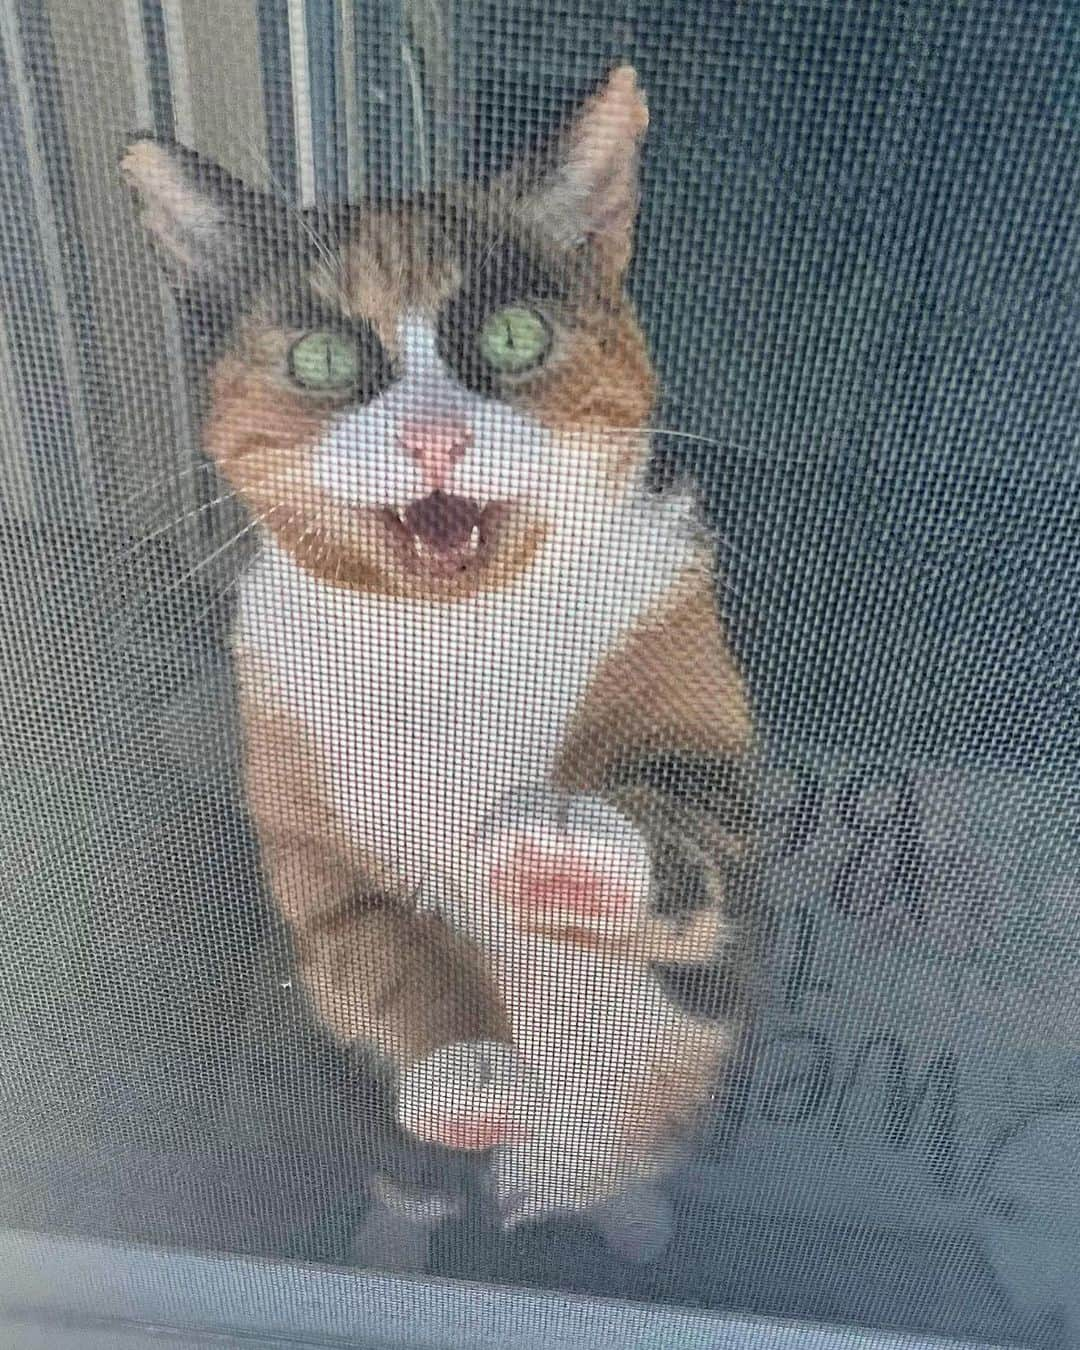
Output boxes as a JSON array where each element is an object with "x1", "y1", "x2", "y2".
[{"x1": 121, "y1": 136, "x2": 277, "y2": 288}]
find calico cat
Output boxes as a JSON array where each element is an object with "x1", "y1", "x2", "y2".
[{"x1": 122, "y1": 66, "x2": 754, "y2": 1250}]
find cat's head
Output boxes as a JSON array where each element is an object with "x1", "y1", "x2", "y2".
[{"x1": 123, "y1": 67, "x2": 654, "y2": 599}]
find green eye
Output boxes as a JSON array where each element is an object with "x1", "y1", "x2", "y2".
[
  {"x1": 289, "y1": 331, "x2": 360, "y2": 390},
  {"x1": 478, "y1": 305, "x2": 550, "y2": 374}
]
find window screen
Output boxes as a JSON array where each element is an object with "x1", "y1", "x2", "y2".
[{"x1": 0, "y1": 3, "x2": 1076, "y2": 1348}]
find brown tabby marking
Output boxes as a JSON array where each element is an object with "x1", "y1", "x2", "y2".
[{"x1": 558, "y1": 562, "x2": 754, "y2": 790}]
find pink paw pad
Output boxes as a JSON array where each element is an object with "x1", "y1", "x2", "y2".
[
  {"x1": 426, "y1": 1113, "x2": 525, "y2": 1152},
  {"x1": 482, "y1": 800, "x2": 655, "y2": 929},
  {"x1": 490, "y1": 837, "x2": 638, "y2": 918}
]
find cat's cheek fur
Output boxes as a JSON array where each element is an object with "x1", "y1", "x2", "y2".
[
  {"x1": 206, "y1": 356, "x2": 319, "y2": 457},
  {"x1": 203, "y1": 355, "x2": 329, "y2": 503},
  {"x1": 521, "y1": 320, "x2": 656, "y2": 488}
]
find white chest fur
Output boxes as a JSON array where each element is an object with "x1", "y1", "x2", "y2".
[{"x1": 235, "y1": 497, "x2": 695, "y2": 898}]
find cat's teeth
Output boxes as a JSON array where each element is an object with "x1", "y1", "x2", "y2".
[{"x1": 469, "y1": 526, "x2": 480, "y2": 552}]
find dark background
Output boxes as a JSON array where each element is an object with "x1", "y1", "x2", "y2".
[{"x1": 455, "y1": 0, "x2": 1079, "y2": 766}]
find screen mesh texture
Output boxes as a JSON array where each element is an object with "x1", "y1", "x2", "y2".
[{"x1": 0, "y1": 3, "x2": 1077, "y2": 1348}]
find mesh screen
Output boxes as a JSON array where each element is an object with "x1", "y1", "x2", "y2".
[{"x1": 1, "y1": 2, "x2": 1077, "y2": 1347}]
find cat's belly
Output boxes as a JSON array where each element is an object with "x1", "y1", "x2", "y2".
[
  {"x1": 306, "y1": 665, "x2": 578, "y2": 893},
  {"x1": 235, "y1": 536, "x2": 685, "y2": 898},
  {"x1": 499, "y1": 939, "x2": 688, "y2": 1091}
]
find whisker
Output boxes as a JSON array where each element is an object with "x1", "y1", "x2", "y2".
[
  {"x1": 104, "y1": 488, "x2": 243, "y2": 573},
  {"x1": 108, "y1": 458, "x2": 222, "y2": 522},
  {"x1": 711, "y1": 573, "x2": 767, "y2": 628},
  {"x1": 287, "y1": 519, "x2": 319, "y2": 575},
  {"x1": 616, "y1": 424, "x2": 761, "y2": 458},
  {"x1": 476, "y1": 231, "x2": 503, "y2": 278},
  {"x1": 646, "y1": 425, "x2": 838, "y2": 477},
  {"x1": 180, "y1": 565, "x2": 250, "y2": 638},
  {"x1": 583, "y1": 419, "x2": 826, "y2": 475},
  {"x1": 108, "y1": 510, "x2": 270, "y2": 650},
  {"x1": 160, "y1": 514, "x2": 265, "y2": 599}
]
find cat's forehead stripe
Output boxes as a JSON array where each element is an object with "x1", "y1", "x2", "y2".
[
  {"x1": 307, "y1": 208, "x2": 574, "y2": 342},
  {"x1": 307, "y1": 211, "x2": 457, "y2": 341}
]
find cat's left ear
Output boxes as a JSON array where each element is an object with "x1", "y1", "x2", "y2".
[{"x1": 518, "y1": 65, "x2": 648, "y2": 279}]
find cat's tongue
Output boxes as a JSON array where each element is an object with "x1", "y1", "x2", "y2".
[{"x1": 403, "y1": 491, "x2": 481, "y2": 553}]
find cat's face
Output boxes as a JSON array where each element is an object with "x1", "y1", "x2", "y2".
[{"x1": 124, "y1": 68, "x2": 655, "y2": 599}]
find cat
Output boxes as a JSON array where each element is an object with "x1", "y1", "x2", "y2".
[{"x1": 122, "y1": 65, "x2": 755, "y2": 1253}]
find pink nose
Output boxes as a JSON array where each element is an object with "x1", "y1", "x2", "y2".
[{"x1": 397, "y1": 416, "x2": 472, "y2": 490}]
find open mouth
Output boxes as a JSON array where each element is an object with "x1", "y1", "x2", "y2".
[{"x1": 382, "y1": 491, "x2": 509, "y2": 579}]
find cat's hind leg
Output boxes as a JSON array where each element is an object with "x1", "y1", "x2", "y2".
[{"x1": 589, "y1": 1180, "x2": 676, "y2": 1264}]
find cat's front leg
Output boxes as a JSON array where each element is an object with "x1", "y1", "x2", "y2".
[
  {"x1": 393, "y1": 787, "x2": 709, "y2": 1152},
  {"x1": 392, "y1": 788, "x2": 660, "y2": 1158},
  {"x1": 241, "y1": 694, "x2": 514, "y2": 1090}
]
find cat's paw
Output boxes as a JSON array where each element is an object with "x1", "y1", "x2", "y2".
[
  {"x1": 396, "y1": 1040, "x2": 536, "y2": 1152},
  {"x1": 350, "y1": 1174, "x2": 459, "y2": 1274},
  {"x1": 591, "y1": 1182, "x2": 675, "y2": 1264},
  {"x1": 477, "y1": 787, "x2": 654, "y2": 935}
]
